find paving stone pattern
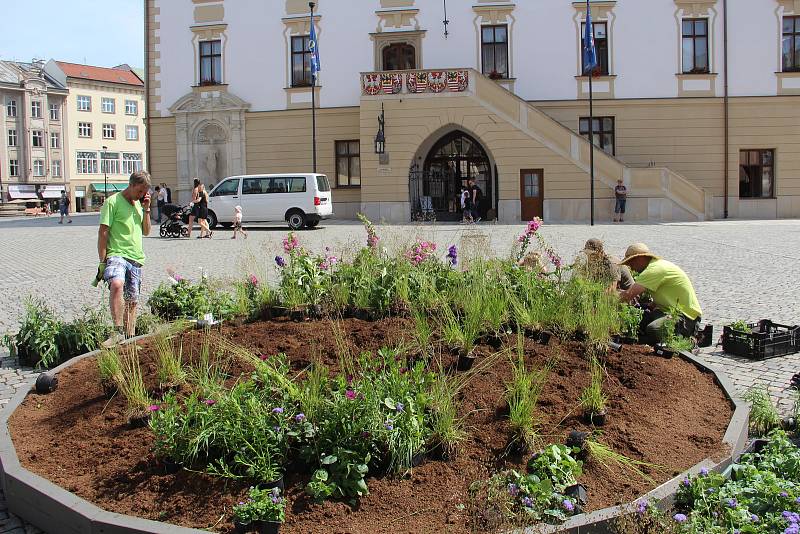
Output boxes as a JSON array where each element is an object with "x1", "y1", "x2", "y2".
[{"x1": 0, "y1": 214, "x2": 798, "y2": 532}]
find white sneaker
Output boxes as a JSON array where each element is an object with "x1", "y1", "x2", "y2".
[{"x1": 102, "y1": 331, "x2": 126, "y2": 348}]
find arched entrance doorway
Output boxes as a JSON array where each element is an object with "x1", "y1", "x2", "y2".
[{"x1": 409, "y1": 131, "x2": 494, "y2": 221}]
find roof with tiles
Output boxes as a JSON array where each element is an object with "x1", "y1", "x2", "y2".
[
  {"x1": 55, "y1": 61, "x2": 144, "y2": 87},
  {"x1": 0, "y1": 60, "x2": 67, "y2": 90}
]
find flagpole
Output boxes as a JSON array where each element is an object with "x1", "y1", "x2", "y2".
[
  {"x1": 309, "y1": 2, "x2": 317, "y2": 173},
  {"x1": 589, "y1": 67, "x2": 594, "y2": 227}
]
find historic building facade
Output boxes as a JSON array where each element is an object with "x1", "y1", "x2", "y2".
[
  {"x1": 0, "y1": 60, "x2": 68, "y2": 207},
  {"x1": 145, "y1": 0, "x2": 800, "y2": 222},
  {"x1": 45, "y1": 61, "x2": 147, "y2": 211}
]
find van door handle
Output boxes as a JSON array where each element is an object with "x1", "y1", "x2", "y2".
[{"x1": 232, "y1": 196, "x2": 239, "y2": 199}]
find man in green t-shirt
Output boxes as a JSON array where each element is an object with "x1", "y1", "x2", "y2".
[
  {"x1": 618, "y1": 243, "x2": 702, "y2": 345},
  {"x1": 98, "y1": 170, "x2": 152, "y2": 344}
]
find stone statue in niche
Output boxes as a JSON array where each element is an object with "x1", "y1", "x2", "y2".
[{"x1": 205, "y1": 146, "x2": 218, "y2": 180}]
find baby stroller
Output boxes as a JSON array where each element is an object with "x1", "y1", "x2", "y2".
[{"x1": 159, "y1": 203, "x2": 191, "y2": 238}]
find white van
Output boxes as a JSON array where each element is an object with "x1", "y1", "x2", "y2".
[{"x1": 207, "y1": 173, "x2": 333, "y2": 230}]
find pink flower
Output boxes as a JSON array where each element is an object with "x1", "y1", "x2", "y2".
[
  {"x1": 282, "y1": 233, "x2": 299, "y2": 253},
  {"x1": 345, "y1": 389, "x2": 356, "y2": 400},
  {"x1": 204, "y1": 399, "x2": 216, "y2": 406},
  {"x1": 147, "y1": 405, "x2": 160, "y2": 412},
  {"x1": 249, "y1": 274, "x2": 258, "y2": 286},
  {"x1": 259, "y1": 354, "x2": 269, "y2": 361}
]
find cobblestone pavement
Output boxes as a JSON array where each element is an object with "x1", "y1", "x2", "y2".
[{"x1": 0, "y1": 214, "x2": 797, "y2": 532}]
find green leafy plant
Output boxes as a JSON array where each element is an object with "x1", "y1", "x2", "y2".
[
  {"x1": 505, "y1": 332, "x2": 551, "y2": 452},
  {"x1": 743, "y1": 385, "x2": 781, "y2": 436},
  {"x1": 148, "y1": 279, "x2": 237, "y2": 321},
  {"x1": 729, "y1": 320, "x2": 750, "y2": 334},
  {"x1": 3, "y1": 298, "x2": 62, "y2": 368},
  {"x1": 232, "y1": 486, "x2": 286, "y2": 525},
  {"x1": 115, "y1": 344, "x2": 153, "y2": 421},
  {"x1": 96, "y1": 346, "x2": 121, "y2": 394}
]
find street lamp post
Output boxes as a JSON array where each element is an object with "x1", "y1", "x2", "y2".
[{"x1": 101, "y1": 145, "x2": 108, "y2": 203}]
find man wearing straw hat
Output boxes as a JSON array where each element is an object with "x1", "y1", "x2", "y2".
[{"x1": 618, "y1": 243, "x2": 702, "y2": 345}]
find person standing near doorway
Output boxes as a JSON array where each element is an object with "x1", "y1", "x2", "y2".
[
  {"x1": 155, "y1": 185, "x2": 167, "y2": 223},
  {"x1": 58, "y1": 191, "x2": 72, "y2": 224},
  {"x1": 97, "y1": 170, "x2": 152, "y2": 345},
  {"x1": 468, "y1": 178, "x2": 483, "y2": 223},
  {"x1": 187, "y1": 178, "x2": 200, "y2": 238},
  {"x1": 613, "y1": 179, "x2": 627, "y2": 223}
]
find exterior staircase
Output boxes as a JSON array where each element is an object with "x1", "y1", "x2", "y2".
[{"x1": 469, "y1": 70, "x2": 712, "y2": 221}]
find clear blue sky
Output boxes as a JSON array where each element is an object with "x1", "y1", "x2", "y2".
[{"x1": 0, "y1": 0, "x2": 144, "y2": 69}]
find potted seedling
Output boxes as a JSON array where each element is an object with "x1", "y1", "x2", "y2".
[
  {"x1": 232, "y1": 486, "x2": 286, "y2": 534},
  {"x1": 579, "y1": 357, "x2": 608, "y2": 426}
]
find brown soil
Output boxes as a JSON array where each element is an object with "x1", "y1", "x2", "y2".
[{"x1": 9, "y1": 318, "x2": 732, "y2": 534}]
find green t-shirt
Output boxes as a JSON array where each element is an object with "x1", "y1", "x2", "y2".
[
  {"x1": 635, "y1": 259, "x2": 701, "y2": 320},
  {"x1": 99, "y1": 192, "x2": 146, "y2": 264}
]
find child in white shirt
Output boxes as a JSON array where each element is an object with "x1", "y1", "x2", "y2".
[
  {"x1": 231, "y1": 205, "x2": 248, "y2": 239},
  {"x1": 461, "y1": 189, "x2": 473, "y2": 224}
]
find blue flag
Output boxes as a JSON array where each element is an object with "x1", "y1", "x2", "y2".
[
  {"x1": 309, "y1": 21, "x2": 321, "y2": 80},
  {"x1": 583, "y1": 1, "x2": 598, "y2": 75}
]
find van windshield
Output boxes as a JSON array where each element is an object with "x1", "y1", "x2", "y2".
[{"x1": 316, "y1": 175, "x2": 331, "y2": 192}]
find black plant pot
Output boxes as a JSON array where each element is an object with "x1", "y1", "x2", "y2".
[
  {"x1": 270, "y1": 306, "x2": 288, "y2": 318},
  {"x1": 537, "y1": 331, "x2": 552, "y2": 346},
  {"x1": 289, "y1": 309, "x2": 306, "y2": 322},
  {"x1": 457, "y1": 353, "x2": 476, "y2": 371},
  {"x1": 260, "y1": 521, "x2": 280, "y2": 534},
  {"x1": 307, "y1": 304, "x2": 323, "y2": 319},
  {"x1": 583, "y1": 410, "x2": 607, "y2": 427},
  {"x1": 565, "y1": 483, "x2": 588, "y2": 509},
  {"x1": 697, "y1": 324, "x2": 714, "y2": 348},
  {"x1": 257, "y1": 476, "x2": 285, "y2": 492},
  {"x1": 411, "y1": 451, "x2": 426, "y2": 467},
  {"x1": 354, "y1": 309, "x2": 370, "y2": 321},
  {"x1": 483, "y1": 335, "x2": 503, "y2": 350},
  {"x1": 128, "y1": 413, "x2": 151, "y2": 429},
  {"x1": 234, "y1": 521, "x2": 253, "y2": 534},
  {"x1": 160, "y1": 457, "x2": 181, "y2": 475},
  {"x1": 606, "y1": 341, "x2": 622, "y2": 352},
  {"x1": 35, "y1": 373, "x2": 58, "y2": 394},
  {"x1": 565, "y1": 430, "x2": 588, "y2": 450},
  {"x1": 653, "y1": 344, "x2": 675, "y2": 358}
]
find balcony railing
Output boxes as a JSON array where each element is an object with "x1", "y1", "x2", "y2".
[{"x1": 361, "y1": 69, "x2": 470, "y2": 96}]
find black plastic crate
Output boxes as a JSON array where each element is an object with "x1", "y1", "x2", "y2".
[{"x1": 722, "y1": 320, "x2": 800, "y2": 360}]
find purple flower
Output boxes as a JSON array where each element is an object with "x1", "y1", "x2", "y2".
[
  {"x1": 507, "y1": 483, "x2": 519, "y2": 497},
  {"x1": 699, "y1": 467, "x2": 709, "y2": 476},
  {"x1": 673, "y1": 513, "x2": 687, "y2": 523},
  {"x1": 345, "y1": 389, "x2": 356, "y2": 400},
  {"x1": 682, "y1": 478, "x2": 691, "y2": 487},
  {"x1": 796, "y1": 497, "x2": 800, "y2": 504},
  {"x1": 147, "y1": 404, "x2": 160, "y2": 412},
  {"x1": 636, "y1": 501, "x2": 648, "y2": 515},
  {"x1": 781, "y1": 492, "x2": 790, "y2": 498},
  {"x1": 384, "y1": 421, "x2": 394, "y2": 431},
  {"x1": 346, "y1": 375, "x2": 354, "y2": 385},
  {"x1": 203, "y1": 399, "x2": 216, "y2": 406},
  {"x1": 751, "y1": 514, "x2": 759, "y2": 523},
  {"x1": 395, "y1": 402, "x2": 404, "y2": 412},
  {"x1": 521, "y1": 497, "x2": 533, "y2": 508},
  {"x1": 446, "y1": 245, "x2": 458, "y2": 266},
  {"x1": 275, "y1": 255, "x2": 286, "y2": 268},
  {"x1": 726, "y1": 498, "x2": 737, "y2": 508},
  {"x1": 707, "y1": 487, "x2": 716, "y2": 494},
  {"x1": 295, "y1": 413, "x2": 306, "y2": 423},
  {"x1": 272, "y1": 407, "x2": 284, "y2": 414},
  {"x1": 562, "y1": 499, "x2": 574, "y2": 512}
]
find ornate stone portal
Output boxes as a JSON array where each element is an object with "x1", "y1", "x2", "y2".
[{"x1": 168, "y1": 89, "x2": 250, "y2": 202}]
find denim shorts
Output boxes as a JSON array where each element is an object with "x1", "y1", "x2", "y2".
[
  {"x1": 614, "y1": 198, "x2": 627, "y2": 214},
  {"x1": 103, "y1": 256, "x2": 143, "y2": 302}
]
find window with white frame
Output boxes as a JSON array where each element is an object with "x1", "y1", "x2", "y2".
[
  {"x1": 126, "y1": 125, "x2": 139, "y2": 141},
  {"x1": 6, "y1": 99, "x2": 16, "y2": 117},
  {"x1": 33, "y1": 160, "x2": 45, "y2": 177},
  {"x1": 102, "y1": 124, "x2": 116, "y2": 139},
  {"x1": 50, "y1": 132, "x2": 60, "y2": 149},
  {"x1": 102, "y1": 152, "x2": 120, "y2": 174},
  {"x1": 32, "y1": 130, "x2": 44, "y2": 148},
  {"x1": 125, "y1": 99, "x2": 138, "y2": 115},
  {"x1": 9, "y1": 160, "x2": 19, "y2": 177},
  {"x1": 77, "y1": 151, "x2": 98, "y2": 174},
  {"x1": 7, "y1": 129, "x2": 16, "y2": 147},
  {"x1": 122, "y1": 153, "x2": 142, "y2": 174},
  {"x1": 31, "y1": 100, "x2": 42, "y2": 118},
  {"x1": 52, "y1": 160, "x2": 61, "y2": 177},
  {"x1": 78, "y1": 122, "x2": 92, "y2": 137},
  {"x1": 77, "y1": 95, "x2": 91, "y2": 111},
  {"x1": 102, "y1": 97, "x2": 115, "y2": 114},
  {"x1": 49, "y1": 102, "x2": 60, "y2": 121}
]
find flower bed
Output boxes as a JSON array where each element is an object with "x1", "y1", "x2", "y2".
[{"x1": 8, "y1": 317, "x2": 733, "y2": 533}]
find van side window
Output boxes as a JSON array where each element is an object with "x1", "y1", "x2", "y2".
[
  {"x1": 243, "y1": 177, "x2": 269, "y2": 194},
  {"x1": 270, "y1": 178, "x2": 288, "y2": 193},
  {"x1": 288, "y1": 177, "x2": 306, "y2": 193},
  {"x1": 211, "y1": 179, "x2": 239, "y2": 196}
]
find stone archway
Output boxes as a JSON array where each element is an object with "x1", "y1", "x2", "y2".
[{"x1": 195, "y1": 121, "x2": 229, "y2": 186}]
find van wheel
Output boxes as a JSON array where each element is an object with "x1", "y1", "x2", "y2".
[
  {"x1": 208, "y1": 211, "x2": 218, "y2": 230},
  {"x1": 287, "y1": 210, "x2": 306, "y2": 230},
  {"x1": 305, "y1": 220, "x2": 319, "y2": 229}
]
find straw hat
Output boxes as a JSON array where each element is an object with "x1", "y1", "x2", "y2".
[{"x1": 620, "y1": 243, "x2": 659, "y2": 265}]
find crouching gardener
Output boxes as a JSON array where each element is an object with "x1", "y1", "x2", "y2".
[
  {"x1": 97, "y1": 170, "x2": 152, "y2": 345},
  {"x1": 618, "y1": 243, "x2": 702, "y2": 345}
]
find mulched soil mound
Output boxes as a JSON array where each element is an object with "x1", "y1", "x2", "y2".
[{"x1": 8, "y1": 318, "x2": 732, "y2": 533}]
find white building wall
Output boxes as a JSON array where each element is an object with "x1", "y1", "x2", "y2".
[{"x1": 153, "y1": 0, "x2": 791, "y2": 116}]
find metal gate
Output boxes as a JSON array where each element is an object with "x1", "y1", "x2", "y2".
[{"x1": 409, "y1": 165, "x2": 459, "y2": 222}]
